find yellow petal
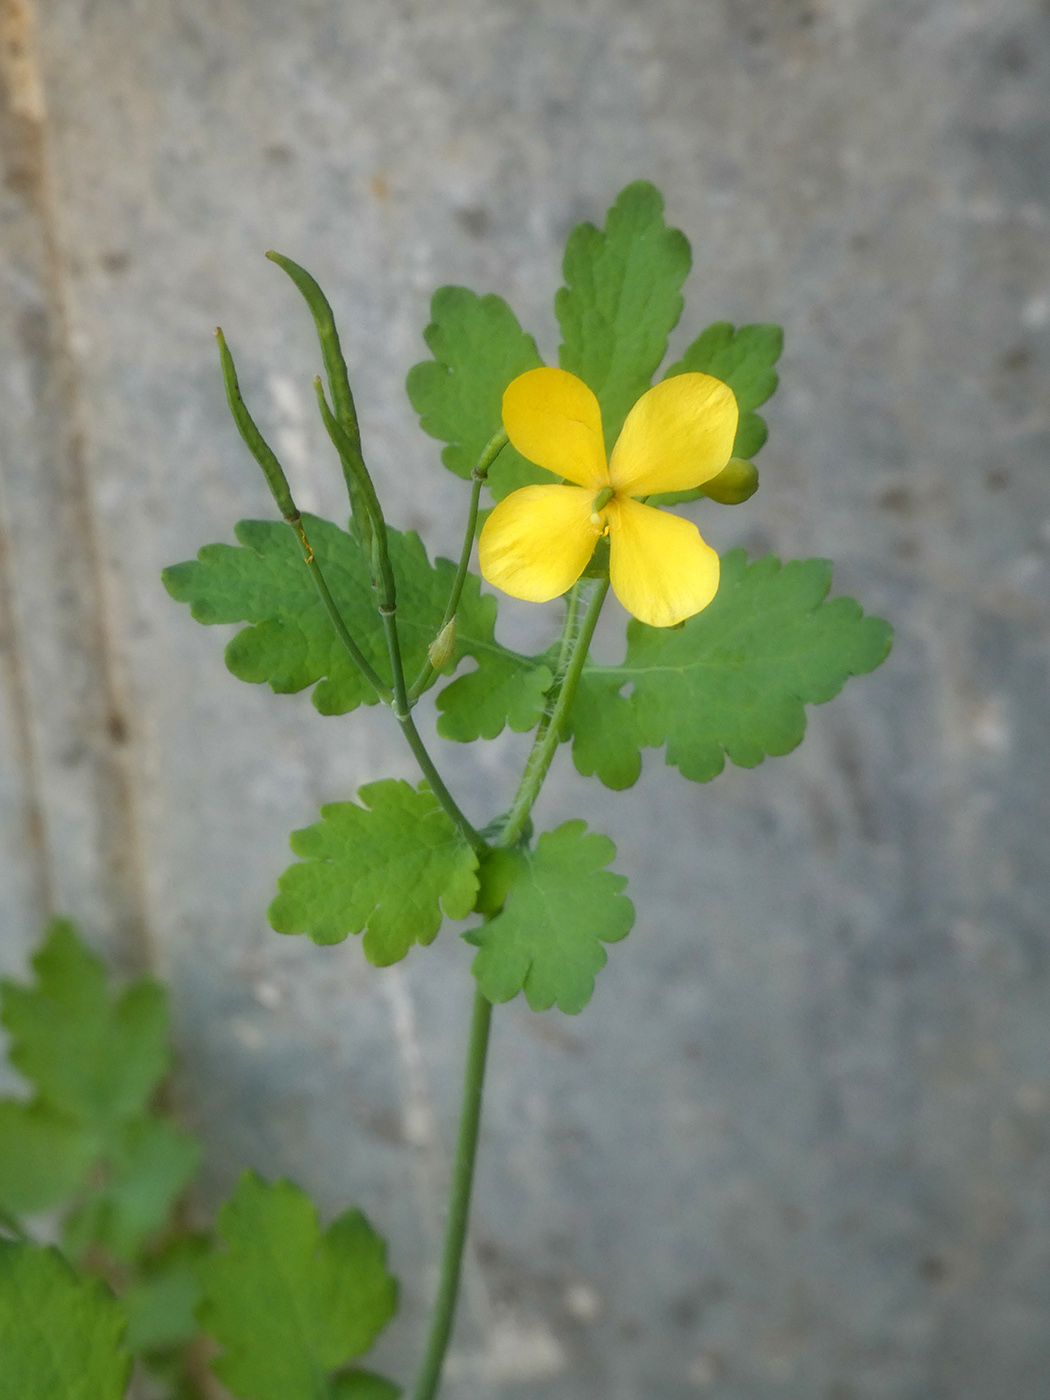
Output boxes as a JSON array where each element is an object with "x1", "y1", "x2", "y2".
[
  {"x1": 502, "y1": 368, "x2": 609, "y2": 490},
  {"x1": 607, "y1": 373, "x2": 738, "y2": 497},
  {"x1": 606, "y1": 497, "x2": 720, "y2": 628},
  {"x1": 478, "y1": 484, "x2": 602, "y2": 602}
]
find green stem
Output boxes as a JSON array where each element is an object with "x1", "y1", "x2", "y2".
[
  {"x1": 410, "y1": 987, "x2": 493, "y2": 1400},
  {"x1": 499, "y1": 577, "x2": 609, "y2": 848},
  {"x1": 399, "y1": 708, "x2": 487, "y2": 859},
  {"x1": 408, "y1": 428, "x2": 508, "y2": 701},
  {"x1": 313, "y1": 380, "x2": 486, "y2": 854},
  {"x1": 298, "y1": 521, "x2": 392, "y2": 702},
  {"x1": 408, "y1": 577, "x2": 609, "y2": 1400},
  {"x1": 218, "y1": 327, "x2": 481, "y2": 853}
]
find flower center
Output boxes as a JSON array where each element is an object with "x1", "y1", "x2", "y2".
[{"x1": 589, "y1": 485, "x2": 615, "y2": 527}]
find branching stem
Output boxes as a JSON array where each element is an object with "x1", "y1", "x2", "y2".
[
  {"x1": 499, "y1": 578, "x2": 609, "y2": 848},
  {"x1": 408, "y1": 428, "x2": 508, "y2": 701}
]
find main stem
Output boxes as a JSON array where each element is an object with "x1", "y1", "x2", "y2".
[
  {"x1": 410, "y1": 987, "x2": 493, "y2": 1400},
  {"x1": 408, "y1": 576, "x2": 610, "y2": 1400}
]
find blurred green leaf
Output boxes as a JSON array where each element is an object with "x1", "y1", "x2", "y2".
[
  {"x1": 330, "y1": 1370, "x2": 400, "y2": 1400},
  {"x1": 123, "y1": 1236, "x2": 208, "y2": 1356},
  {"x1": 0, "y1": 1240, "x2": 131, "y2": 1400},
  {"x1": 65, "y1": 1116, "x2": 201, "y2": 1264},
  {"x1": 0, "y1": 920, "x2": 170, "y2": 1133},
  {"x1": 197, "y1": 1173, "x2": 397, "y2": 1400},
  {"x1": 0, "y1": 1100, "x2": 93, "y2": 1217}
]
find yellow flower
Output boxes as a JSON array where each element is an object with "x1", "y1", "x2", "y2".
[{"x1": 478, "y1": 367, "x2": 739, "y2": 628}]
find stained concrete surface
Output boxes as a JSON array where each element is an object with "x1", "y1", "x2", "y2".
[{"x1": 1, "y1": 1, "x2": 1049, "y2": 1397}]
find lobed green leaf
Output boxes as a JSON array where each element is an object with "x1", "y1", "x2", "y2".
[
  {"x1": 405, "y1": 284, "x2": 548, "y2": 501},
  {"x1": 0, "y1": 1100, "x2": 94, "y2": 1218},
  {"x1": 468, "y1": 822, "x2": 634, "y2": 1014},
  {"x1": 436, "y1": 654, "x2": 553, "y2": 743},
  {"x1": 0, "y1": 919, "x2": 170, "y2": 1133},
  {"x1": 557, "y1": 181, "x2": 692, "y2": 448},
  {"x1": 665, "y1": 321, "x2": 783, "y2": 463},
  {"x1": 569, "y1": 550, "x2": 893, "y2": 789},
  {"x1": 163, "y1": 517, "x2": 550, "y2": 737},
  {"x1": 197, "y1": 1172, "x2": 397, "y2": 1400},
  {"x1": 331, "y1": 1370, "x2": 401, "y2": 1400},
  {"x1": 0, "y1": 1240, "x2": 131, "y2": 1400},
  {"x1": 407, "y1": 286, "x2": 543, "y2": 481},
  {"x1": 64, "y1": 1116, "x2": 201, "y2": 1264},
  {"x1": 269, "y1": 780, "x2": 480, "y2": 964},
  {"x1": 122, "y1": 1237, "x2": 208, "y2": 1357}
]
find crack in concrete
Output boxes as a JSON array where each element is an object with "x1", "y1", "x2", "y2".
[{"x1": 0, "y1": 0, "x2": 154, "y2": 972}]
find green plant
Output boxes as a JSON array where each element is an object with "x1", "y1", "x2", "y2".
[{"x1": 0, "y1": 182, "x2": 890, "y2": 1400}]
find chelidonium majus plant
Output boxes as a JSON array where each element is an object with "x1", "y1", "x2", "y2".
[{"x1": 0, "y1": 182, "x2": 891, "y2": 1400}]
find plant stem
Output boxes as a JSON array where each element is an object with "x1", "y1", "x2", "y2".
[
  {"x1": 408, "y1": 428, "x2": 508, "y2": 702},
  {"x1": 408, "y1": 577, "x2": 610, "y2": 1400},
  {"x1": 410, "y1": 986, "x2": 493, "y2": 1400},
  {"x1": 499, "y1": 577, "x2": 609, "y2": 848},
  {"x1": 399, "y1": 708, "x2": 488, "y2": 859},
  {"x1": 297, "y1": 521, "x2": 392, "y2": 702},
  {"x1": 311, "y1": 379, "x2": 488, "y2": 854}
]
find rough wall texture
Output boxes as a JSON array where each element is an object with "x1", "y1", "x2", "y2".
[{"x1": 1, "y1": 1, "x2": 1048, "y2": 1397}]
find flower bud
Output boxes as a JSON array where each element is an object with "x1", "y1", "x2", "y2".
[
  {"x1": 427, "y1": 616, "x2": 457, "y2": 670},
  {"x1": 700, "y1": 457, "x2": 759, "y2": 505}
]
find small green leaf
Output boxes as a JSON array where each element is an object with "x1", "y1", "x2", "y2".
[
  {"x1": 331, "y1": 1370, "x2": 401, "y2": 1400},
  {"x1": 197, "y1": 1173, "x2": 397, "y2": 1400},
  {"x1": 0, "y1": 1100, "x2": 94, "y2": 1217},
  {"x1": 666, "y1": 321, "x2": 783, "y2": 462},
  {"x1": 0, "y1": 919, "x2": 170, "y2": 1131},
  {"x1": 468, "y1": 822, "x2": 633, "y2": 1014},
  {"x1": 406, "y1": 286, "x2": 544, "y2": 487},
  {"x1": 570, "y1": 550, "x2": 893, "y2": 789},
  {"x1": 65, "y1": 1116, "x2": 201, "y2": 1263},
  {"x1": 557, "y1": 181, "x2": 691, "y2": 448},
  {"x1": 269, "y1": 780, "x2": 480, "y2": 963},
  {"x1": 436, "y1": 655, "x2": 553, "y2": 742},
  {"x1": 0, "y1": 1240, "x2": 131, "y2": 1400},
  {"x1": 123, "y1": 1236, "x2": 208, "y2": 1356},
  {"x1": 164, "y1": 517, "x2": 545, "y2": 734}
]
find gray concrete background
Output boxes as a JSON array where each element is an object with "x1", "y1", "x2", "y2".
[{"x1": 1, "y1": 0, "x2": 1049, "y2": 1396}]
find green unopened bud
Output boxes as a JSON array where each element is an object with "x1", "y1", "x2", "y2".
[
  {"x1": 701, "y1": 457, "x2": 759, "y2": 505},
  {"x1": 427, "y1": 616, "x2": 457, "y2": 670}
]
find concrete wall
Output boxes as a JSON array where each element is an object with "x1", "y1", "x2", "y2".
[{"x1": 1, "y1": 1, "x2": 1048, "y2": 1396}]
